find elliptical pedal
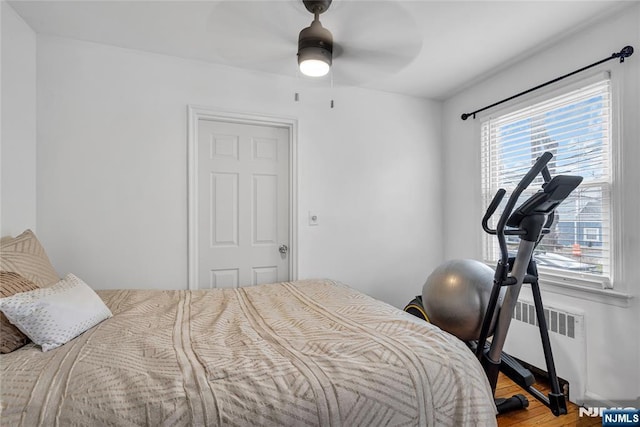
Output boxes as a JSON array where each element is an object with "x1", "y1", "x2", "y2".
[
  {"x1": 496, "y1": 395, "x2": 529, "y2": 414},
  {"x1": 500, "y1": 351, "x2": 535, "y2": 388}
]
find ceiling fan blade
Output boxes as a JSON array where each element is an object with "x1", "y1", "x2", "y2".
[
  {"x1": 317, "y1": 1, "x2": 422, "y2": 85},
  {"x1": 330, "y1": 30, "x2": 422, "y2": 85},
  {"x1": 206, "y1": 1, "x2": 305, "y2": 74},
  {"x1": 331, "y1": 48, "x2": 417, "y2": 85},
  {"x1": 326, "y1": 1, "x2": 417, "y2": 42}
]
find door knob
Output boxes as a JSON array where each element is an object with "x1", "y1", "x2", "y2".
[{"x1": 279, "y1": 244, "x2": 288, "y2": 254}]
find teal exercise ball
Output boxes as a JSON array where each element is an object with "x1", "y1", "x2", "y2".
[{"x1": 422, "y1": 259, "x2": 495, "y2": 341}]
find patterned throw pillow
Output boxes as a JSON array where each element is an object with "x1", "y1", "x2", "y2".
[
  {"x1": 0, "y1": 273, "x2": 113, "y2": 351},
  {"x1": 0, "y1": 229, "x2": 60, "y2": 287},
  {"x1": 0, "y1": 271, "x2": 40, "y2": 353}
]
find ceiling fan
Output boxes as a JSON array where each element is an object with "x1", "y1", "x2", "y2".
[{"x1": 206, "y1": 0, "x2": 422, "y2": 86}]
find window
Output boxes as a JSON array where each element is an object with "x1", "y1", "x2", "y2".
[
  {"x1": 583, "y1": 227, "x2": 600, "y2": 243},
  {"x1": 481, "y1": 76, "x2": 613, "y2": 289}
]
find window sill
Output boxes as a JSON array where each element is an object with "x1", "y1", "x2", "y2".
[
  {"x1": 482, "y1": 261, "x2": 633, "y2": 307},
  {"x1": 535, "y1": 276, "x2": 633, "y2": 308}
]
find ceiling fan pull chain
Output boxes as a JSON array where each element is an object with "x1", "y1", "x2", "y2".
[{"x1": 330, "y1": 71, "x2": 334, "y2": 108}]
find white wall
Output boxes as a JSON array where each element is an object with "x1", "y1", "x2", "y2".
[
  {"x1": 1, "y1": 2, "x2": 37, "y2": 236},
  {"x1": 35, "y1": 35, "x2": 443, "y2": 308},
  {"x1": 442, "y1": 4, "x2": 639, "y2": 405}
]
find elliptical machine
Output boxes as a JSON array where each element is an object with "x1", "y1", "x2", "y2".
[{"x1": 405, "y1": 152, "x2": 582, "y2": 416}]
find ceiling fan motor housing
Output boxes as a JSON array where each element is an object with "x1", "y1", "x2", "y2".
[
  {"x1": 302, "y1": 0, "x2": 332, "y2": 15},
  {"x1": 297, "y1": 19, "x2": 333, "y2": 66}
]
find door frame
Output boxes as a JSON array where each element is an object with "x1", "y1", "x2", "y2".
[{"x1": 187, "y1": 105, "x2": 298, "y2": 290}]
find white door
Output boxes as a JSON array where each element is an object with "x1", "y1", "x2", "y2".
[{"x1": 197, "y1": 119, "x2": 289, "y2": 288}]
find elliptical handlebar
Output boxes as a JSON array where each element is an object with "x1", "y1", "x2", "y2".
[
  {"x1": 482, "y1": 189, "x2": 506, "y2": 235},
  {"x1": 516, "y1": 152, "x2": 553, "y2": 192},
  {"x1": 483, "y1": 152, "x2": 553, "y2": 264}
]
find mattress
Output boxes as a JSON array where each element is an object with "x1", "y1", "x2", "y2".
[{"x1": 0, "y1": 279, "x2": 496, "y2": 426}]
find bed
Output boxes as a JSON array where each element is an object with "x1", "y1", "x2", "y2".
[{"x1": 1, "y1": 232, "x2": 497, "y2": 426}]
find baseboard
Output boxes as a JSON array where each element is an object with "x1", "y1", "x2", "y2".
[{"x1": 582, "y1": 391, "x2": 640, "y2": 408}]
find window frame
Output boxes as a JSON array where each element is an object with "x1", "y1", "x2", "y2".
[{"x1": 477, "y1": 69, "x2": 624, "y2": 297}]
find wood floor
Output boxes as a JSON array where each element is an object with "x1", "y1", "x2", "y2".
[{"x1": 496, "y1": 373, "x2": 600, "y2": 427}]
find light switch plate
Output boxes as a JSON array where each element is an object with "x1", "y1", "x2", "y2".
[{"x1": 309, "y1": 211, "x2": 319, "y2": 226}]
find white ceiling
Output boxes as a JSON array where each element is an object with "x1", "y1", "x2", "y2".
[{"x1": 8, "y1": 0, "x2": 629, "y2": 100}]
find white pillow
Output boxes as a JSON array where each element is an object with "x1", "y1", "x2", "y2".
[{"x1": 0, "y1": 273, "x2": 112, "y2": 351}]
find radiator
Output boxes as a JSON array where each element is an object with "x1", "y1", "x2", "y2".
[{"x1": 502, "y1": 298, "x2": 586, "y2": 404}]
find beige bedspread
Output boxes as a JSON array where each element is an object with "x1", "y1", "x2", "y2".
[{"x1": 1, "y1": 279, "x2": 496, "y2": 426}]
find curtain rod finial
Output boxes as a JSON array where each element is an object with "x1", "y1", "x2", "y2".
[
  {"x1": 617, "y1": 45, "x2": 634, "y2": 63},
  {"x1": 461, "y1": 113, "x2": 470, "y2": 120}
]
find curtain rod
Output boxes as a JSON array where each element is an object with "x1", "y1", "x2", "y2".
[{"x1": 461, "y1": 45, "x2": 634, "y2": 120}]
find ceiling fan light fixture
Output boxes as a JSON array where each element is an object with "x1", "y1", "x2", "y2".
[
  {"x1": 297, "y1": 15, "x2": 333, "y2": 77},
  {"x1": 299, "y1": 58, "x2": 331, "y2": 77}
]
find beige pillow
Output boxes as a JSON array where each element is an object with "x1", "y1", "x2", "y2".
[
  {"x1": 0, "y1": 271, "x2": 40, "y2": 353},
  {"x1": 0, "y1": 229, "x2": 59, "y2": 287}
]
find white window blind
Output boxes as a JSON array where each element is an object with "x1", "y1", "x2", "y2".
[{"x1": 481, "y1": 77, "x2": 612, "y2": 288}]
